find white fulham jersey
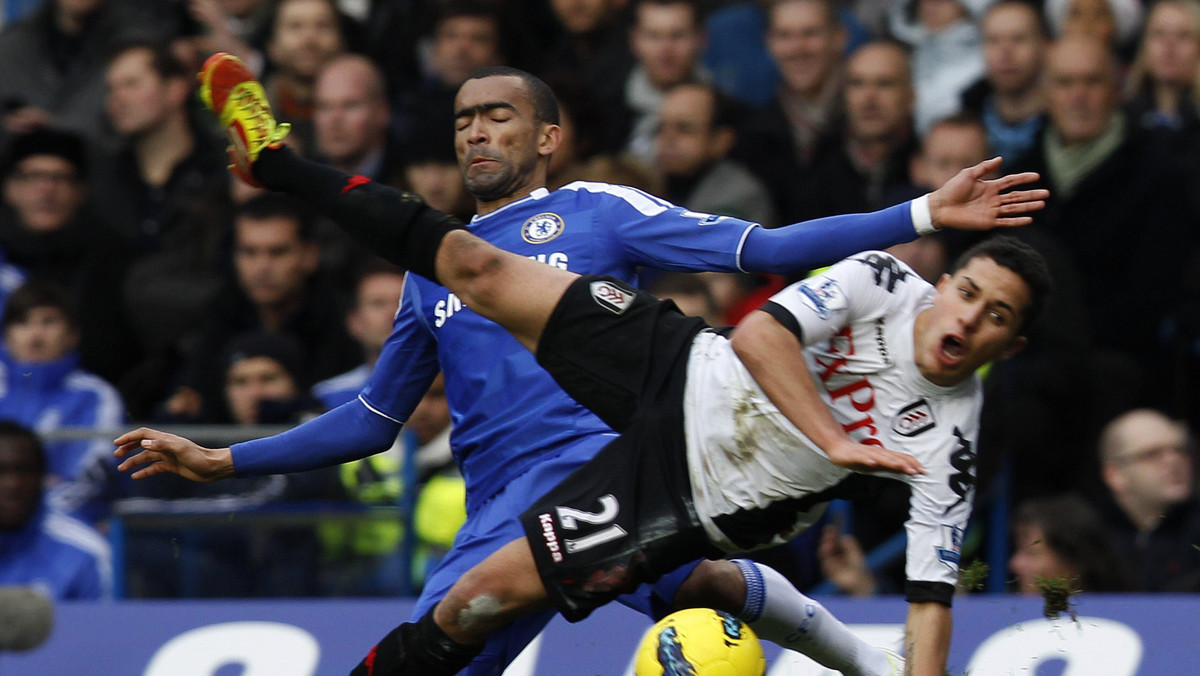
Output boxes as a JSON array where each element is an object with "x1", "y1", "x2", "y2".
[{"x1": 683, "y1": 251, "x2": 982, "y2": 591}]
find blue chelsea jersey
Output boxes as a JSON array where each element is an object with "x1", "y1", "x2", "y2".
[{"x1": 360, "y1": 182, "x2": 757, "y2": 514}]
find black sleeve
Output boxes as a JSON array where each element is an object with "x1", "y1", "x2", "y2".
[{"x1": 759, "y1": 301, "x2": 805, "y2": 344}]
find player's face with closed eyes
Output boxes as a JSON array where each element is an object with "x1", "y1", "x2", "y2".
[
  {"x1": 913, "y1": 255, "x2": 1029, "y2": 387},
  {"x1": 454, "y1": 76, "x2": 548, "y2": 203}
]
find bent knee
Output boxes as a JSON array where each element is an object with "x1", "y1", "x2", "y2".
[{"x1": 674, "y1": 559, "x2": 746, "y2": 613}]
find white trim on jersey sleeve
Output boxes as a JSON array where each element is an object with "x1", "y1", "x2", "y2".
[
  {"x1": 733, "y1": 223, "x2": 759, "y2": 273},
  {"x1": 558, "y1": 181, "x2": 675, "y2": 215},
  {"x1": 911, "y1": 194, "x2": 935, "y2": 235},
  {"x1": 357, "y1": 394, "x2": 406, "y2": 424}
]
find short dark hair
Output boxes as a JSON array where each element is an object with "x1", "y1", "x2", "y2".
[
  {"x1": 951, "y1": 235, "x2": 1052, "y2": 335},
  {"x1": 0, "y1": 419, "x2": 45, "y2": 475},
  {"x1": 1012, "y1": 494, "x2": 1133, "y2": 592},
  {"x1": 633, "y1": 0, "x2": 706, "y2": 27},
  {"x1": 2, "y1": 280, "x2": 76, "y2": 331},
  {"x1": 435, "y1": 0, "x2": 504, "y2": 32},
  {"x1": 984, "y1": 0, "x2": 1051, "y2": 40},
  {"x1": 234, "y1": 193, "x2": 317, "y2": 241},
  {"x1": 106, "y1": 40, "x2": 188, "y2": 80},
  {"x1": 464, "y1": 66, "x2": 561, "y2": 126}
]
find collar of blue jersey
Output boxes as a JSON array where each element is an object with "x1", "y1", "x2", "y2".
[
  {"x1": 0, "y1": 347, "x2": 80, "y2": 390},
  {"x1": 469, "y1": 187, "x2": 551, "y2": 225}
]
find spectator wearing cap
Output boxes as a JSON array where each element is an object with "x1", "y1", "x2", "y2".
[
  {"x1": 0, "y1": 280, "x2": 125, "y2": 484},
  {"x1": 220, "y1": 331, "x2": 322, "y2": 426},
  {"x1": 0, "y1": 129, "x2": 139, "y2": 388}
]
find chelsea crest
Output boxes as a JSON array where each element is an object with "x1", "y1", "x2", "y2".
[{"x1": 522, "y1": 212, "x2": 565, "y2": 243}]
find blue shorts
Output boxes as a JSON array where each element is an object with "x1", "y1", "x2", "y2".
[{"x1": 411, "y1": 435, "x2": 702, "y2": 675}]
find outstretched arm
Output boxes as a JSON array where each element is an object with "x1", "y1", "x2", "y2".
[
  {"x1": 114, "y1": 399, "x2": 401, "y2": 480},
  {"x1": 740, "y1": 157, "x2": 1047, "y2": 274},
  {"x1": 730, "y1": 310, "x2": 924, "y2": 475}
]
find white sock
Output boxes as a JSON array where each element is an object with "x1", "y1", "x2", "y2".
[{"x1": 733, "y1": 559, "x2": 894, "y2": 676}]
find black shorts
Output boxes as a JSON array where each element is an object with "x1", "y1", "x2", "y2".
[{"x1": 522, "y1": 275, "x2": 722, "y2": 621}]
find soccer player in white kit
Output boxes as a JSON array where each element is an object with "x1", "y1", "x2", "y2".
[{"x1": 300, "y1": 228, "x2": 1048, "y2": 675}]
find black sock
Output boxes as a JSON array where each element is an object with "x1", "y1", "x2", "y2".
[
  {"x1": 349, "y1": 608, "x2": 483, "y2": 676},
  {"x1": 253, "y1": 146, "x2": 464, "y2": 284}
]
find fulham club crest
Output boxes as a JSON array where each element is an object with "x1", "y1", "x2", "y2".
[{"x1": 522, "y1": 212, "x2": 565, "y2": 243}]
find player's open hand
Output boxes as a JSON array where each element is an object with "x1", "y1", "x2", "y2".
[
  {"x1": 113, "y1": 428, "x2": 234, "y2": 482},
  {"x1": 825, "y1": 439, "x2": 925, "y2": 476},
  {"x1": 928, "y1": 157, "x2": 1048, "y2": 231}
]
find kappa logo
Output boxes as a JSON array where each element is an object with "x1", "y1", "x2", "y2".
[
  {"x1": 590, "y1": 280, "x2": 635, "y2": 314},
  {"x1": 893, "y1": 399, "x2": 936, "y2": 437},
  {"x1": 798, "y1": 277, "x2": 845, "y2": 319},
  {"x1": 522, "y1": 212, "x2": 565, "y2": 243}
]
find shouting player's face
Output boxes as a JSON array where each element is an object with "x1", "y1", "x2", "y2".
[
  {"x1": 454, "y1": 76, "x2": 556, "y2": 206},
  {"x1": 913, "y1": 255, "x2": 1029, "y2": 387}
]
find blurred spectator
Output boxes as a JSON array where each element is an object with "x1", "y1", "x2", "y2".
[
  {"x1": 797, "y1": 40, "x2": 918, "y2": 221},
  {"x1": 400, "y1": 122, "x2": 475, "y2": 222},
  {"x1": 646, "y1": 271, "x2": 721, "y2": 325},
  {"x1": 621, "y1": 0, "x2": 709, "y2": 163},
  {"x1": 653, "y1": 83, "x2": 777, "y2": 226},
  {"x1": 167, "y1": 193, "x2": 360, "y2": 422},
  {"x1": 1009, "y1": 493, "x2": 1134, "y2": 594},
  {"x1": 264, "y1": 0, "x2": 348, "y2": 154},
  {"x1": 96, "y1": 41, "x2": 229, "y2": 256},
  {"x1": 738, "y1": 0, "x2": 847, "y2": 223},
  {"x1": 1125, "y1": 0, "x2": 1200, "y2": 137},
  {"x1": 391, "y1": 0, "x2": 505, "y2": 151},
  {"x1": 1008, "y1": 36, "x2": 1194, "y2": 386},
  {"x1": 1045, "y1": 0, "x2": 1143, "y2": 59},
  {"x1": 312, "y1": 261, "x2": 405, "y2": 409},
  {"x1": 93, "y1": 44, "x2": 231, "y2": 414},
  {"x1": 816, "y1": 521, "x2": 880, "y2": 596},
  {"x1": 0, "y1": 281, "x2": 124, "y2": 484},
  {"x1": 961, "y1": 0, "x2": 1050, "y2": 163},
  {"x1": 889, "y1": 0, "x2": 988, "y2": 137},
  {"x1": 60, "y1": 331, "x2": 339, "y2": 597},
  {"x1": 885, "y1": 113, "x2": 991, "y2": 282},
  {"x1": 221, "y1": 330, "x2": 322, "y2": 425},
  {"x1": 174, "y1": 0, "x2": 273, "y2": 73},
  {"x1": 313, "y1": 54, "x2": 401, "y2": 183},
  {"x1": 1096, "y1": 408, "x2": 1200, "y2": 591},
  {"x1": 320, "y1": 373, "x2": 463, "y2": 596},
  {"x1": 0, "y1": 420, "x2": 111, "y2": 599},
  {"x1": 702, "y1": 0, "x2": 776, "y2": 106},
  {"x1": 0, "y1": 129, "x2": 138, "y2": 388},
  {"x1": 543, "y1": 0, "x2": 633, "y2": 126},
  {"x1": 0, "y1": 0, "x2": 162, "y2": 152}
]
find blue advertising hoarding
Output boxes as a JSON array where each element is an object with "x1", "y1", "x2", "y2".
[{"x1": 0, "y1": 594, "x2": 1194, "y2": 675}]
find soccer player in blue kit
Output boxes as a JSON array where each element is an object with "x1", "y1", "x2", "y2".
[{"x1": 117, "y1": 55, "x2": 1047, "y2": 675}]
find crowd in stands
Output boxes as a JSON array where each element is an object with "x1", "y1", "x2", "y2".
[{"x1": 0, "y1": 0, "x2": 1198, "y2": 600}]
